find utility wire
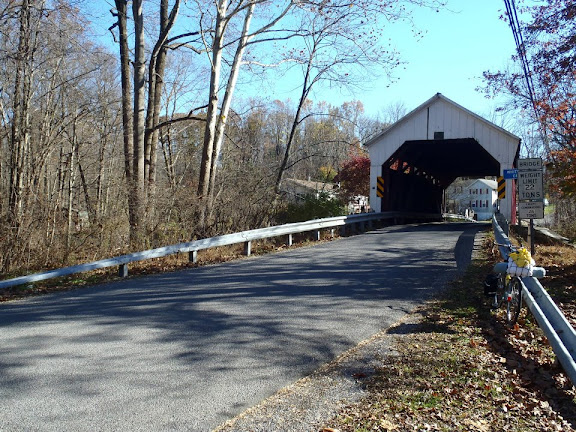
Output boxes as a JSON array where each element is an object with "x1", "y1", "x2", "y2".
[
  {"x1": 503, "y1": 0, "x2": 550, "y2": 154},
  {"x1": 503, "y1": 0, "x2": 537, "y2": 112}
]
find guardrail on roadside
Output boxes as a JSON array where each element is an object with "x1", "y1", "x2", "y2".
[
  {"x1": 492, "y1": 215, "x2": 576, "y2": 385},
  {"x1": 443, "y1": 213, "x2": 476, "y2": 222},
  {"x1": 0, "y1": 211, "x2": 441, "y2": 290}
]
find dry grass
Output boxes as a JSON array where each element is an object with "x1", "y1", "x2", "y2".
[{"x1": 535, "y1": 244, "x2": 576, "y2": 328}]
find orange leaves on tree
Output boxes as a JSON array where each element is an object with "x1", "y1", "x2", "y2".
[
  {"x1": 483, "y1": 1, "x2": 576, "y2": 199},
  {"x1": 548, "y1": 149, "x2": 576, "y2": 196},
  {"x1": 335, "y1": 155, "x2": 370, "y2": 201}
]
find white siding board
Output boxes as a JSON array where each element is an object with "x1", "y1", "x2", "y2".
[
  {"x1": 463, "y1": 109, "x2": 470, "y2": 131},
  {"x1": 445, "y1": 102, "x2": 457, "y2": 136},
  {"x1": 457, "y1": 109, "x2": 465, "y2": 135},
  {"x1": 409, "y1": 110, "x2": 426, "y2": 140}
]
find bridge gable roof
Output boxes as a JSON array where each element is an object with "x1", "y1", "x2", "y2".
[{"x1": 365, "y1": 92, "x2": 520, "y2": 149}]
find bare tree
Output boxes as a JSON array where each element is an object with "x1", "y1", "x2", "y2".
[
  {"x1": 272, "y1": 0, "x2": 443, "y2": 194},
  {"x1": 0, "y1": 0, "x2": 124, "y2": 271},
  {"x1": 194, "y1": 0, "x2": 295, "y2": 226},
  {"x1": 110, "y1": 0, "x2": 187, "y2": 246},
  {"x1": 274, "y1": 1, "x2": 393, "y2": 192},
  {"x1": 5, "y1": 0, "x2": 44, "y2": 269}
]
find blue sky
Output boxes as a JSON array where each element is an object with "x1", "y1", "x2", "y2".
[
  {"x1": 89, "y1": 1, "x2": 518, "y2": 122},
  {"x1": 303, "y1": 0, "x2": 518, "y2": 120}
]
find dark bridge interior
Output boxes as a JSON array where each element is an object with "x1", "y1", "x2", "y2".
[{"x1": 379, "y1": 138, "x2": 500, "y2": 213}]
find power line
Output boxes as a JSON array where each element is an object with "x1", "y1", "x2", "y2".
[
  {"x1": 503, "y1": 0, "x2": 551, "y2": 154},
  {"x1": 503, "y1": 0, "x2": 536, "y2": 110}
]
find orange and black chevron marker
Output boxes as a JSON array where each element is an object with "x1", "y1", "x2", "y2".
[
  {"x1": 377, "y1": 176, "x2": 385, "y2": 198},
  {"x1": 497, "y1": 176, "x2": 505, "y2": 199}
]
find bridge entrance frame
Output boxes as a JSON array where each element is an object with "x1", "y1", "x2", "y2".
[{"x1": 365, "y1": 93, "x2": 520, "y2": 223}]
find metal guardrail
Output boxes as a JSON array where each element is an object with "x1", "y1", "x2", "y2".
[
  {"x1": 0, "y1": 211, "x2": 441, "y2": 290},
  {"x1": 442, "y1": 213, "x2": 476, "y2": 222},
  {"x1": 492, "y1": 215, "x2": 576, "y2": 385}
]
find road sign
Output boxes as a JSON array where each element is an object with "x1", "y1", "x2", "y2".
[
  {"x1": 497, "y1": 176, "x2": 505, "y2": 199},
  {"x1": 376, "y1": 176, "x2": 385, "y2": 198},
  {"x1": 503, "y1": 169, "x2": 518, "y2": 179},
  {"x1": 519, "y1": 201, "x2": 544, "y2": 219},
  {"x1": 518, "y1": 170, "x2": 544, "y2": 201},
  {"x1": 518, "y1": 158, "x2": 543, "y2": 171}
]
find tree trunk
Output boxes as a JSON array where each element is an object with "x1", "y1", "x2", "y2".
[
  {"x1": 66, "y1": 139, "x2": 76, "y2": 254},
  {"x1": 114, "y1": 0, "x2": 137, "y2": 243},
  {"x1": 132, "y1": 0, "x2": 146, "y2": 245},
  {"x1": 198, "y1": 0, "x2": 228, "y2": 201},
  {"x1": 207, "y1": 3, "x2": 255, "y2": 202},
  {"x1": 144, "y1": 0, "x2": 180, "y2": 217},
  {"x1": 8, "y1": 0, "x2": 31, "y2": 231},
  {"x1": 4, "y1": 0, "x2": 38, "y2": 271}
]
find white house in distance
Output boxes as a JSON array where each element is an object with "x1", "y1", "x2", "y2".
[
  {"x1": 281, "y1": 178, "x2": 337, "y2": 201},
  {"x1": 446, "y1": 178, "x2": 498, "y2": 221}
]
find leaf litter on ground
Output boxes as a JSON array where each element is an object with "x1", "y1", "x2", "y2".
[{"x1": 322, "y1": 234, "x2": 576, "y2": 432}]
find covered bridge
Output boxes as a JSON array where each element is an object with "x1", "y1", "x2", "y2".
[{"x1": 365, "y1": 93, "x2": 520, "y2": 223}]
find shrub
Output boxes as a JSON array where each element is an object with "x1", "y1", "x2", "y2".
[{"x1": 278, "y1": 192, "x2": 346, "y2": 223}]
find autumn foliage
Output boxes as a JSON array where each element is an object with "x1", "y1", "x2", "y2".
[
  {"x1": 335, "y1": 155, "x2": 370, "y2": 202},
  {"x1": 484, "y1": 0, "x2": 576, "y2": 197}
]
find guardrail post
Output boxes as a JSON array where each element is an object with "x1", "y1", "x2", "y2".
[
  {"x1": 287, "y1": 233, "x2": 293, "y2": 247},
  {"x1": 244, "y1": 241, "x2": 252, "y2": 256},
  {"x1": 189, "y1": 250, "x2": 198, "y2": 263},
  {"x1": 118, "y1": 264, "x2": 128, "y2": 278},
  {"x1": 314, "y1": 230, "x2": 321, "y2": 241}
]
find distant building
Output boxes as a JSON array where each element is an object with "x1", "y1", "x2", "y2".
[
  {"x1": 347, "y1": 195, "x2": 369, "y2": 214},
  {"x1": 446, "y1": 178, "x2": 498, "y2": 221},
  {"x1": 281, "y1": 178, "x2": 368, "y2": 214},
  {"x1": 281, "y1": 178, "x2": 337, "y2": 201}
]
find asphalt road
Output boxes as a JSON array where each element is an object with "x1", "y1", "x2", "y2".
[{"x1": 0, "y1": 222, "x2": 484, "y2": 431}]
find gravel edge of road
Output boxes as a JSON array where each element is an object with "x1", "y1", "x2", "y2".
[
  {"x1": 213, "y1": 313, "x2": 420, "y2": 432},
  {"x1": 213, "y1": 229, "x2": 487, "y2": 432}
]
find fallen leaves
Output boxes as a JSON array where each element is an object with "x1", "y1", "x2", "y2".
[{"x1": 322, "y1": 238, "x2": 576, "y2": 432}]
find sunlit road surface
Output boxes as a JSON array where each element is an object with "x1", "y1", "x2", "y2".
[{"x1": 0, "y1": 222, "x2": 483, "y2": 431}]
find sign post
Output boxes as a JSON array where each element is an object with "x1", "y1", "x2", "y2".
[{"x1": 517, "y1": 158, "x2": 544, "y2": 255}]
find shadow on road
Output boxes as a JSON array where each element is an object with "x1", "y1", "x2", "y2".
[{"x1": 0, "y1": 222, "x2": 486, "y2": 430}]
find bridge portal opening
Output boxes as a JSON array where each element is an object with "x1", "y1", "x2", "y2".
[{"x1": 379, "y1": 138, "x2": 500, "y2": 213}]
